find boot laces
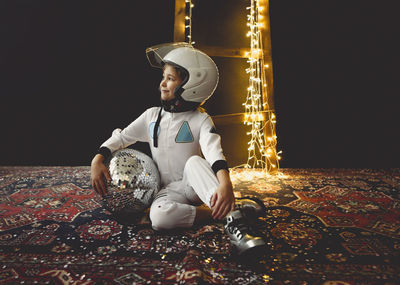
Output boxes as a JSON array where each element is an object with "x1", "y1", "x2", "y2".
[{"x1": 225, "y1": 219, "x2": 250, "y2": 241}]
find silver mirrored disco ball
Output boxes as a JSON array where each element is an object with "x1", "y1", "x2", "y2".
[{"x1": 102, "y1": 148, "x2": 160, "y2": 224}]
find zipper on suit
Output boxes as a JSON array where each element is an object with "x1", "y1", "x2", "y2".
[{"x1": 166, "y1": 112, "x2": 173, "y2": 178}]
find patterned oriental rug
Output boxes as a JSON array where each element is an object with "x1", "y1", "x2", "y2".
[{"x1": 0, "y1": 166, "x2": 399, "y2": 284}]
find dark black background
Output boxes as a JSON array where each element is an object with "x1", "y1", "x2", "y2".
[{"x1": 1, "y1": 0, "x2": 398, "y2": 168}]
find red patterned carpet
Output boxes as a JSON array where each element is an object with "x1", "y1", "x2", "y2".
[{"x1": 0, "y1": 166, "x2": 399, "y2": 284}]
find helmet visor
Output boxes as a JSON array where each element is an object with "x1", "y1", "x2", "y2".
[{"x1": 146, "y1": 42, "x2": 193, "y2": 68}]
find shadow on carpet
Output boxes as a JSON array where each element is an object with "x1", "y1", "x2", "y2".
[{"x1": 0, "y1": 166, "x2": 399, "y2": 284}]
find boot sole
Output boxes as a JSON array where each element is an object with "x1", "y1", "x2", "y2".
[{"x1": 235, "y1": 238, "x2": 267, "y2": 257}]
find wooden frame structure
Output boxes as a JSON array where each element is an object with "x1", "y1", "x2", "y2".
[{"x1": 174, "y1": 0, "x2": 278, "y2": 170}]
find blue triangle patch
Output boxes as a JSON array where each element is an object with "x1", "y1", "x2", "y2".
[{"x1": 176, "y1": 121, "x2": 194, "y2": 143}]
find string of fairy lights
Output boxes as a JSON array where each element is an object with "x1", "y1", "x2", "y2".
[
  {"x1": 185, "y1": 0, "x2": 195, "y2": 45},
  {"x1": 243, "y1": 0, "x2": 281, "y2": 173},
  {"x1": 184, "y1": 0, "x2": 281, "y2": 173}
]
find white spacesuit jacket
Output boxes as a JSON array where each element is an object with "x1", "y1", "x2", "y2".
[
  {"x1": 100, "y1": 107, "x2": 226, "y2": 187},
  {"x1": 100, "y1": 107, "x2": 227, "y2": 230}
]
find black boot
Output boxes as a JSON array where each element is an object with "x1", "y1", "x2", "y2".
[
  {"x1": 224, "y1": 209, "x2": 266, "y2": 256},
  {"x1": 235, "y1": 196, "x2": 266, "y2": 220}
]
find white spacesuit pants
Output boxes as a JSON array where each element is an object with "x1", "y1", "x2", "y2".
[{"x1": 149, "y1": 155, "x2": 219, "y2": 231}]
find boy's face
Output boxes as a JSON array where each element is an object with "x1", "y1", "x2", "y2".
[{"x1": 160, "y1": 65, "x2": 183, "y2": 101}]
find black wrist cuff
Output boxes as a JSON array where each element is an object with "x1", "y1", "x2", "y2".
[
  {"x1": 211, "y1": 160, "x2": 229, "y2": 174},
  {"x1": 97, "y1": 146, "x2": 112, "y2": 160}
]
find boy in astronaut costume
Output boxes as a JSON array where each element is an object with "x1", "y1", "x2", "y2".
[{"x1": 91, "y1": 42, "x2": 266, "y2": 256}]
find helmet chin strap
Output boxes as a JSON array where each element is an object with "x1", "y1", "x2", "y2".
[
  {"x1": 161, "y1": 99, "x2": 199, "y2": 113},
  {"x1": 161, "y1": 91, "x2": 200, "y2": 113},
  {"x1": 161, "y1": 97, "x2": 181, "y2": 112}
]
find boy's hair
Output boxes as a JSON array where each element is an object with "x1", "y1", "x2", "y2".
[{"x1": 163, "y1": 63, "x2": 188, "y2": 82}]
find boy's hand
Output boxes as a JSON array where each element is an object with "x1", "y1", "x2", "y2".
[
  {"x1": 210, "y1": 177, "x2": 235, "y2": 220},
  {"x1": 90, "y1": 154, "x2": 111, "y2": 196}
]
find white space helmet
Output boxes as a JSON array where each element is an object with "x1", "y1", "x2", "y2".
[{"x1": 146, "y1": 42, "x2": 219, "y2": 104}]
